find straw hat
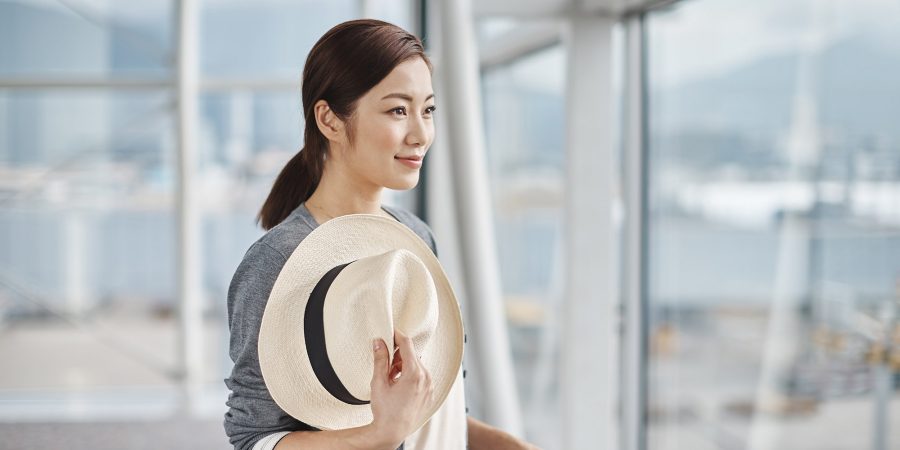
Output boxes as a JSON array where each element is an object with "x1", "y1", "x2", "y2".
[{"x1": 258, "y1": 213, "x2": 464, "y2": 431}]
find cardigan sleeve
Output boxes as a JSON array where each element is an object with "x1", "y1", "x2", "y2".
[{"x1": 223, "y1": 241, "x2": 316, "y2": 450}]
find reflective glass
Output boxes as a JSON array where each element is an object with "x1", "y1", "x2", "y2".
[
  {"x1": 482, "y1": 41, "x2": 566, "y2": 450},
  {"x1": 0, "y1": 0, "x2": 173, "y2": 77},
  {"x1": 197, "y1": 90, "x2": 302, "y2": 296},
  {"x1": 646, "y1": 1, "x2": 900, "y2": 448},
  {"x1": 0, "y1": 91, "x2": 183, "y2": 400},
  {"x1": 0, "y1": 0, "x2": 427, "y2": 442},
  {"x1": 200, "y1": 0, "x2": 356, "y2": 77}
]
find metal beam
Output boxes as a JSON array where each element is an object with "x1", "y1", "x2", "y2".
[
  {"x1": 473, "y1": 0, "x2": 571, "y2": 17},
  {"x1": 199, "y1": 78, "x2": 298, "y2": 91},
  {"x1": 0, "y1": 78, "x2": 171, "y2": 90},
  {"x1": 621, "y1": 14, "x2": 650, "y2": 450},
  {"x1": 479, "y1": 22, "x2": 563, "y2": 70},
  {"x1": 0, "y1": 78, "x2": 305, "y2": 92},
  {"x1": 472, "y1": 0, "x2": 681, "y2": 18}
]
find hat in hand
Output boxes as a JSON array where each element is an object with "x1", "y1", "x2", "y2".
[{"x1": 258, "y1": 214, "x2": 465, "y2": 431}]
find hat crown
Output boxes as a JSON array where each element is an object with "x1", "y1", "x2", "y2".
[{"x1": 323, "y1": 248, "x2": 439, "y2": 400}]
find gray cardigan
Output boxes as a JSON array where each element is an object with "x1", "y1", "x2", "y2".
[{"x1": 223, "y1": 202, "x2": 444, "y2": 450}]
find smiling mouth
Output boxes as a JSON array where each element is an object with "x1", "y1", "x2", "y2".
[{"x1": 395, "y1": 157, "x2": 423, "y2": 169}]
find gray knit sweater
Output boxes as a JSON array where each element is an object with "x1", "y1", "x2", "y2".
[{"x1": 223, "y1": 202, "x2": 443, "y2": 450}]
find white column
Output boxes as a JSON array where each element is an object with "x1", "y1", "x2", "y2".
[
  {"x1": 175, "y1": 0, "x2": 204, "y2": 405},
  {"x1": 63, "y1": 209, "x2": 91, "y2": 317},
  {"x1": 562, "y1": 16, "x2": 620, "y2": 450},
  {"x1": 437, "y1": 0, "x2": 523, "y2": 435},
  {"x1": 359, "y1": 0, "x2": 375, "y2": 18},
  {"x1": 749, "y1": 9, "x2": 824, "y2": 447},
  {"x1": 873, "y1": 295, "x2": 896, "y2": 450},
  {"x1": 424, "y1": 5, "x2": 482, "y2": 419}
]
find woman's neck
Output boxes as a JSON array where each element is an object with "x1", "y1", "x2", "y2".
[{"x1": 304, "y1": 164, "x2": 385, "y2": 222}]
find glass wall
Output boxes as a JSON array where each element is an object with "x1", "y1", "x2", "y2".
[
  {"x1": 196, "y1": 0, "x2": 358, "y2": 344},
  {"x1": 195, "y1": 0, "x2": 416, "y2": 387},
  {"x1": 479, "y1": 19, "x2": 566, "y2": 450},
  {"x1": 0, "y1": 0, "x2": 180, "y2": 413},
  {"x1": 0, "y1": 0, "x2": 413, "y2": 441},
  {"x1": 645, "y1": 0, "x2": 900, "y2": 448}
]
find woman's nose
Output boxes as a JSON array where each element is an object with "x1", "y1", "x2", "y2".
[{"x1": 406, "y1": 115, "x2": 428, "y2": 147}]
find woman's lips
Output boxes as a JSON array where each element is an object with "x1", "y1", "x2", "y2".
[{"x1": 395, "y1": 157, "x2": 423, "y2": 169}]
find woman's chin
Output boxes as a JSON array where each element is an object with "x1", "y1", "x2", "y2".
[{"x1": 386, "y1": 175, "x2": 420, "y2": 191}]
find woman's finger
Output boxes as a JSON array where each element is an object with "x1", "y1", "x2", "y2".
[
  {"x1": 371, "y1": 338, "x2": 390, "y2": 389},
  {"x1": 393, "y1": 329, "x2": 421, "y2": 373}
]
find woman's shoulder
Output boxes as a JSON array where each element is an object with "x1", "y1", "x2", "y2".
[
  {"x1": 241, "y1": 204, "x2": 437, "y2": 265},
  {"x1": 382, "y1": 204, "x2": 438, "y2": 257},
  {"x1": 248, "y1": 208, "x2": 317, "y2": 264}
]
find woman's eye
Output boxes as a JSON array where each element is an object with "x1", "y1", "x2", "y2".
[
  {"x1": 390, "y1": 107, "x2": 407, "y2": 116},
  {"x1": 424, "y1": 105, "x2": 436, "y2": 115}
]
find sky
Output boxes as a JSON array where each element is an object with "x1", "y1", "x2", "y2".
[{"x1": 649, "y1": 0, "x2": 900, "y2": 87}]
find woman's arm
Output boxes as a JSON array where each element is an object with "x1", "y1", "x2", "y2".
[
  {"x1": 225, "y1": 241, "x2": 315, "y2": 450},
  {"x1": 467, "y1": 416, "x2": 540, "y2": 450},
  {"x1": 272, "y1": 424, "x2": 395, "y2": 450},
  {"x1": 273, "y1": 333, "x2": 434, "y2": 450}
]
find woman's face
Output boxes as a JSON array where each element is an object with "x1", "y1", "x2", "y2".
[{"x1": 337, "y1": 57, "x2": 435, "y2": 191}]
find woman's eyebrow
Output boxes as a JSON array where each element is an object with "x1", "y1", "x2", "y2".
[{"x1": 380, "y1": 93, "x2": 435, "y2": 102}]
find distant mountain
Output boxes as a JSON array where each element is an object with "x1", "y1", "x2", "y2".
[{"x1": 652, "y1": 33, "x2": 900, "y2": 141}]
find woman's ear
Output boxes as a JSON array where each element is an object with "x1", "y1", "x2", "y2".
[{"x1": 314, "y1": 99, "x2": 345, "y2": 143}]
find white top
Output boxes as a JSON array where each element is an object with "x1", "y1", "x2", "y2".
[{"x1": 255, "y1": 369, "x2": 468, "y2": 450}]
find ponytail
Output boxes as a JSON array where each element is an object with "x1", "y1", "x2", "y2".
[{"x1": 257, "y1": 144, "x2": 323, "y2": 230}]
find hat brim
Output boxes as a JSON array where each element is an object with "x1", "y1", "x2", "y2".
[{"x1": 258, "y1": 214, "x2": 465, "y2": 431}]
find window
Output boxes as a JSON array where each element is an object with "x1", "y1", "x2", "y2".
[
  {"x1": 0, "y1": 0, "x2": 416, "y2": 425},
  {"x1": 645, "y1": 1, "x2": 900, "y2": 448},
  {"x1": 481, "y1": 29, "x2": 566, "y2": 448}
]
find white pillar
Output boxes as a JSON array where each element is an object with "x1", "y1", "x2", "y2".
[
  {"x1": 424, "y1": 18, "x2": 482, "y2": 419},
  {"x1": 749, "y1": 9, "x2": 824, "y2": 447},
  {"x1": 437, "y1": 0, "x2": 523, "y2": 435},
  {"x1": 175, "y1": 0, "x2": 204, "y2": 405},
  {"x1": 748, "y1": 212, "x2": 813, "y2": 450},
  {"x1": 63, "y1": 209, "x2": 91, "y2": 317},
  {"x1": 562, "y1": 16, "x2": 620, "y2": 450},
  {"x1": 873, "y1": 295, "x2": 896, "y2": 450}
]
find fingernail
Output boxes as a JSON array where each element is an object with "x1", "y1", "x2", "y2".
[{"x1": 373, "y1": 339, "x2": 381, "y2": 351}]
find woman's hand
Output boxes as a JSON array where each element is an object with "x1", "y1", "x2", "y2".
[{"x1": 367, "y1": 329, "x2": 435, "y2": 448}]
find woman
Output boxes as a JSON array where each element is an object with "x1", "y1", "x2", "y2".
[{"x1": 224, "y1": 19, "x2": 538, "y2": 450}]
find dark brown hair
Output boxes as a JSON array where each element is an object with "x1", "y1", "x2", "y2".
[{"x1": 257, "y1": 19, "x2": 432, "y2": 230}]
